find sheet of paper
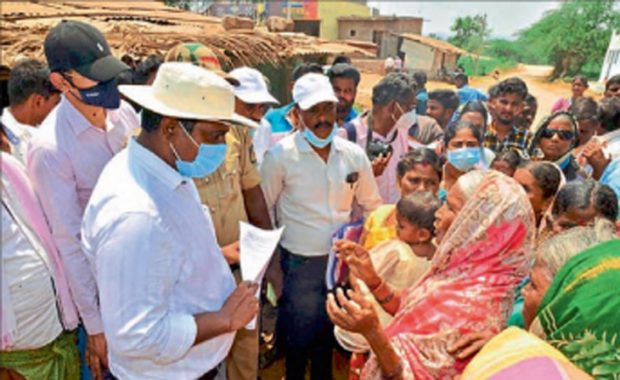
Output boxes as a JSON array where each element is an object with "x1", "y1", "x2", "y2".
[{"x1": 239, "y1": 222, "x2": 284, "y2": 329}]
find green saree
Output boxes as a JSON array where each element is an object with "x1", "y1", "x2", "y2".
[{"x1": 530, "y1": 239, "x2": 620, "y2": 379}]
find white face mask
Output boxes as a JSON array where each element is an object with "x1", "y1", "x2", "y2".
[{"x1": 394, "y1": 109, "x2": 417, "y2": 131}]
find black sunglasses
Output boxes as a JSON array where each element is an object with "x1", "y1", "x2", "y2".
[{"x1": 540, "y1": 129, "x2": 575, "y2": 141}]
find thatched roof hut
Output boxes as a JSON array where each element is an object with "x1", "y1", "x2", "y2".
[
  {"x1": 1, "y1": 1, "x2": 372, "y2": 102},
  {"x1": 1, "y1": 1, "x2": 371, "y2": 71}
]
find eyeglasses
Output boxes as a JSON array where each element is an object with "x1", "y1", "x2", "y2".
[{"x1": 540, "y1": 129, "x2": 575, "y2": 141}]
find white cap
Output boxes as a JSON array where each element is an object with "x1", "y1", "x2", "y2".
[
  {"x1": 119, "y1": 62, "x2": 257, "y2": 128},
  {"x1": 292, "y1": 73, "x2": 338, "y2": 110},
  {"x1": 229, "y1": 67, "x2": 279, "y2": 105}
]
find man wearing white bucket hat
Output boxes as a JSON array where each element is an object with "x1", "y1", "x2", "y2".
[
  {"x1": 260, "y1": 73, "x2": 381, "y2": 379},
  {"x1": 81, "y1": 62, "x2": 259, "y2": 380}
]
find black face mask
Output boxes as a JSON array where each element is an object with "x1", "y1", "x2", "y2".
[{"x1": 63, "y1": 74, "x2": 121, "y2": 109}]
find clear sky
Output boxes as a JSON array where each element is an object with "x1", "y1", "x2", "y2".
[{"x1": 367, "y1": 1, "x2": 562, "y2": 39}]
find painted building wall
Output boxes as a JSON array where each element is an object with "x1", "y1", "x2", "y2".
[
  {"x1": 318, "y1": 1, "x2": 370, "y2": 41},
  {"x1": 401, "y1": 40, "x2": 434, "y2": 72},
  {"x1": 338, "y1": 18, "x2": 423, "y2": 42},
  {"x1": 401, "y1": 39, "x2": 459, "y2": 79},
  {"x1": 264, "y1": 1, "x2": 318, "y2": 19}
]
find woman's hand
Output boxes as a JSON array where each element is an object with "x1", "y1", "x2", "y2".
[
  {"x1": 334, "y1": 240, "x2": 381, "y2": 289},
  {"x1": 326, "y1": 280, "x2": 381, "y2": 337},
  {"x1": 447, "y1": 330, "x2": 495, "y2": 360}
]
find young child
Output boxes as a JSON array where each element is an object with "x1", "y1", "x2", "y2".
[
  {"x1": 360, "y1": 148, "x2": 442, "y2": 250},
  {"x1": 394, "y1": 191, "x2": 441, "y2": 260},
  {"x1": 491, "y1": 150, "x2": 522, "y2": 177},
  {"x1": 334, "y1": 192, "x2": 441, "y2": 370}
]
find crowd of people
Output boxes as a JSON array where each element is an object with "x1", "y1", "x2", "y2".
[{"x1": 1, "y1": 19, "x2": 620, "y2": 380}]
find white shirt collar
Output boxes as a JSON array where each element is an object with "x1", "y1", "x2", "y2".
[
  {"x1": 127, "y1": 138, "x2": 186, "y2": 192},
  {"x1": 1, "y1": 107, "x2": 34, "y2": 139}
]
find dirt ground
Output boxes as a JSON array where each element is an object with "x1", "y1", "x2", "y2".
[{"x1": 355, "y1": 64, "x2": 602, "y2": 129}]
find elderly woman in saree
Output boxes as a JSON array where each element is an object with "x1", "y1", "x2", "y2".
[
  {"x1": 327, "y1": 170, "x2": 536, "y2": 379},
  {"x1": 521, "y1": 219, "x2": 619, "y2": 377},
  {"x1": 460, "y1": 219, "x2": 617, "y2": 379}
]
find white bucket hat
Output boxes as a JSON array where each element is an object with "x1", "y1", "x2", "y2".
[
  {"x1": 229, "y1": 67, "x2": 279, "y2": 105},
  {"x1": 292, "y1": 73, "x2": 338, "y2": 111},
  {"x1": 119, "y1": 62, "x2": 257, "y2": 128}
]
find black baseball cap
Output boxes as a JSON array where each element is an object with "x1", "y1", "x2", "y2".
[{"x1": 44, "y1": 20, "x2": 129, "y2": 82}]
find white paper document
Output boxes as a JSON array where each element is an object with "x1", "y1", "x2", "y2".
[{"x1": 239, "y1": 222, "x2": 284, "y2": 329}]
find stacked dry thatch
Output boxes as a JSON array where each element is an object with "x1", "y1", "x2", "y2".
[{"x1": 1, "y1": 0, "x2": 372, "y2": 76}]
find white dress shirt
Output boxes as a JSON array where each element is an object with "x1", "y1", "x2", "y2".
[
  {"x1": 1, "y1": 196, "x2": 62, "y2": 350},
  {"x1": 1, "y1": 107, "x2": 37, "y2": 165},
  {"x1": 81, "y1": 139, "x2": 236, "y2": 380},
  {"x1": 260, "y1": 132, "x2": 382, "y2": 256},
  {"x1": 26, "y1": 96, "x2": 138, "y2": 334}
]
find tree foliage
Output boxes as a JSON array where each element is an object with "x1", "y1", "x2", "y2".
[
  {"x1": 516, "y1": 0, "x2": 620, "y2": 79},
  {"x1": 448, "y1": 14, "x2": 491, "y2": 52},
  {"x1": 449, "y1": 14, "x2": 491, "y2": 76}
]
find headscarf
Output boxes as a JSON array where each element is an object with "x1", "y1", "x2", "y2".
[
  {"x1": 530, "y1": 239, "x2": 620, "y2": 377},
  {"x1": 461, "y1": 327, "x2": 592, "y2": 380},
  {"x1": 528, "y1": 111, "x2": 579, "y2": 159},
  {"x1": 362, "y1": 171, "x2": 536, "y2": 379},
  {"x1": 527, "y1": 111, "x2": 582, "y2": 180}
]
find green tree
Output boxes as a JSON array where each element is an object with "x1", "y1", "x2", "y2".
[
  {"x1": 449, "y1": 14, "x2": 491, "y2": 76},
  {"x1": 517, "y1": 0, "x2": 620, "y2": 80},
  {"x1": 449, "y1": 14, "x2": 490, "y2": 50}
]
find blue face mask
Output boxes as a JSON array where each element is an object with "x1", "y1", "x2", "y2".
[
  {"x1": 302, "y1": 123, "x2": 338, "y2": 149},
  {"x1": 65, "y1": 75, "x2": 121, "y2": 109},
  {"x1": 447, "y1": 147, "x2": 481, "y2": 172},
  {"x1": 171, "y1": 124, "x2": 227, "y2": 178}
]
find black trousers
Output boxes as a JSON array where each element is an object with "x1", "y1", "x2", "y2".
[{"x1": 277, "y1": 247, "x2": 334, "y2": 380}]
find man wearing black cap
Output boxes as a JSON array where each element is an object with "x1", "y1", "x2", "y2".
[{"x1": 26, "y1": 20, "x2": 139, "y2": 379}]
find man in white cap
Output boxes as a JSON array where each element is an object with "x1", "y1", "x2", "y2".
[
  {"x1": 81, "y1": 62, "x2": 259, "y2": 379},
  {"x1": 198, "y1": 66, "x2": 276, "y2": 380},
  {"x1": 260, "y1": 73, "x2": 381, "y2": 379},
  {"x1": 198, "y1": 66, "x2": 275, "y2": 253}
]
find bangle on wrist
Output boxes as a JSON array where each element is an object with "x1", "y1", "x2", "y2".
[
  {"x1": 368, "y1": 278, "x2": 384, "y2": 292},
  {"x1": 376, "y1": 289, "x2": 395, "y2": 305}
]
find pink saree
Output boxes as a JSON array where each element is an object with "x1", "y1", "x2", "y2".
[{"x1": 362, "y1": 171, "x2": 536, "y2": 379}]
